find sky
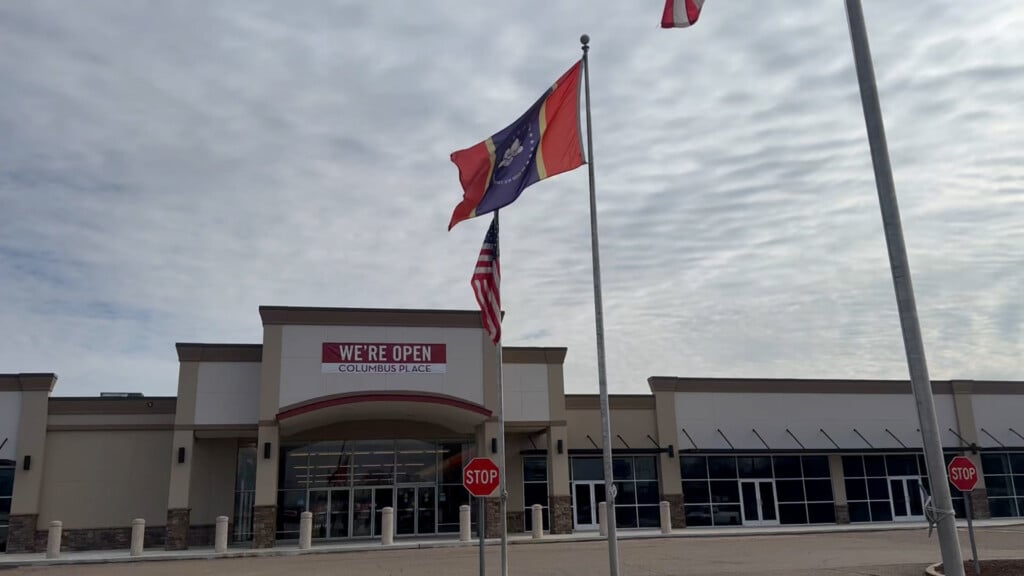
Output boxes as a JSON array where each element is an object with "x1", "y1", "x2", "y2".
[{"x1": 1, "y1": 1, "x2": 1021, "y2": 398}]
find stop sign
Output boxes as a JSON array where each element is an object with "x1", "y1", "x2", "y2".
[
  {"x1": 463, "y1": 457, "x2": 500, "y2": 497},
  {"x1": 948, "y1": 456, "x2": 979, "y2": 492}
]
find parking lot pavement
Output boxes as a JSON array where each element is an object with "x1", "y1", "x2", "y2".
[{"x1": 4, "y1": 525, "x2": 1022, "y2": 576}]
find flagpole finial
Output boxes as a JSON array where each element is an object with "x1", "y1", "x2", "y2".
[{"x1": 580, "y1": 34, "x2": 590, "y2": 48}]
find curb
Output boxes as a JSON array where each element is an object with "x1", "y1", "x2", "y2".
[{"x1": 3, "y1": 521, "x2": 1023, "y2": 569}]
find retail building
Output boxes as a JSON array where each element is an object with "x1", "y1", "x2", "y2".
[{"x1": 2, "y1": 306, "x2": 1022, "y2": 553}]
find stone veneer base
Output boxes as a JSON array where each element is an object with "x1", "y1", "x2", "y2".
[
  {"x1": 5, "y1": 514, "x2": 39, "y2": 553},
  {"x1": 253, "y1": 505, "x2": 276, "y2": 549},
  {"x1": 164, "y1": 508, "x2": 191, "y2": 551},
  {"x1": 969, "y1": 488, "x2": 991, "y2": 519},
  {"x1": 549, "y1": 495, "x2": 572, "y2": 534},
  {"x1": 664, "y1": 494, "x2": 686, "y2": 529},
  {"x1": 835, "y1": 503, "x2": 850, "y2": 524}
]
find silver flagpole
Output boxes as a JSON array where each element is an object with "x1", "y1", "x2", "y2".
[
  {"x1": 494, "y1": 210, "x2": 509, "y2": 576},
  {"x1": 843, "y1": 2, "x2": 964, "y2": 575},
  {"x1": 581, "y1": 34, "x2": 620, "y2": 576}
]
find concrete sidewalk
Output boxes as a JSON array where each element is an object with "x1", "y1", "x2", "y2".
[{"x1": 3, "y1": 518, "x2": 1022, "y2": 568}]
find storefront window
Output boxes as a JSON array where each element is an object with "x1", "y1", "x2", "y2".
[
  {"x1": 981, "y1": 452, "x2": 1024, "y2": 518},
  {"x1": 843, "y1": 453, "x2": 966, "y2": 523},
  {"x1": 0, "y1": 461, "x2": 14, "y2": 552},
  {"x1": 681, "y1": 455, "x2": 835, "y2": 527},
  {"x1": 232, "y1": 444, "x2": 256, "y2": 542},
  {"x1": 275, "y1": 440, "x2": 474, "y2": 539},
  {"x1": 523, "y1": 456, "x2": 549, "y2": 532},
  {"x1": 571, "y1": 455, "x2": 660, "y2": 529}
]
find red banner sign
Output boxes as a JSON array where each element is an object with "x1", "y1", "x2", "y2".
[{"x1": 321, "y1": 343, "x2": 447, "y2": 374}]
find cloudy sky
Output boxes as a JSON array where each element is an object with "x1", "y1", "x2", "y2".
[{"x1": 1, "y1": 1, "x2": 1021, "y2": 398}]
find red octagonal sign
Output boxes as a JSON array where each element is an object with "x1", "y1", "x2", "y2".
[
  {"x1": 463, "y1": 457, "x2": 500, "y2": 497},
  {"x1": 947, "y1": 456, "x2": 979, "y2": 492}
]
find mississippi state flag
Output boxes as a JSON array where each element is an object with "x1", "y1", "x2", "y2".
[
  {"x1": 662, "y1": 0, "x2": 705, "y2": 28},
  {"x1": 448, "y1": 61, "x2": 584, "y2": 230}
]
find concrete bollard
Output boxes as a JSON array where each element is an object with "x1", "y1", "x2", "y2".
[
  {"x1": 459, "y1": 505, "x2": 471, "y2": 542},
  {"x1": 659, "y1": 501, "x2": 672, "y2": 534},
  {"x1": 531, "y1": 504, "x2": 543, "y2": 539},
  {"x1": 381, "y1": 507, "x2": 394, "y2": 545},
  {"x1": 46, "y1": 521, "x2": 62, "y2": 559},
  {"x1": 598, "y1": 502, "x2": 607, "y2": 536},
  {"x1": 130, "y1": 518, "x2": 145, "y2": 556},
  {"x1": 215, "y1": 515, "x2": 229, "y2": 553},
  {"x1": 298, "y1": 511, "x2": 313, "y2": 550}
]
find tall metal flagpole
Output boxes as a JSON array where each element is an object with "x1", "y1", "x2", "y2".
[
  {"x1": 581, "y1": 34, "x2": 620, "y2": 576},
  {"x1": 495, "y1": 210, "x2": 509, "y2": 576},
  {"x1": 843, "y1": 2, "x2": 965, "y2": 575}
]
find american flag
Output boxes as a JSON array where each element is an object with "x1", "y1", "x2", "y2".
[{"x1": 472, "y1": 215, "x2": 501, "y2": 345}]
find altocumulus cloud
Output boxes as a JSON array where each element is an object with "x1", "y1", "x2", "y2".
[{"x1": 0, "y1": 0, "x2": 1021, "y2": 396}]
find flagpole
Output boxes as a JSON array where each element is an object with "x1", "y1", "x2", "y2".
[
  {"x1": 494, "y1": 210, "x2": 509, "y2": 576},
  {"x1": 843, "y1": 2, "x2": 964, "y2": 575},
  {"x1": 581, "y1": 34, "x2": 620, "y2": 576}
]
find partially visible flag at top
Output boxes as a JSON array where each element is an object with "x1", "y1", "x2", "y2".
[
  {"x1": 472, "y1": 215, "x2": 501, "y2": 345},
  {"x1": 448, "y1": 61, "x2": 584, "y2": 231},
  {"x1": 662, "y1": 0, "x2": 705, "y2": 28}
]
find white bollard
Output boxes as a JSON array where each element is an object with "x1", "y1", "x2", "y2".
[
  {"x1": 381, "y1": 507, "x2": 394, "y2": 545},
  {"x1": 46, "y1": 521, "x2": 62, "y2": 559},
  {"x1": 459, "y1": 505, "x2": 471, "y2": 542},
  {"x1": 130, "y1": 518, "x2": 145, "y2": 556},
  {"x1": 659, "y1": 501, "x2": 672, "y2": 534},
  {"x1": 215, "y1": 515, "x2": 229, "y2": 553},
  {"x1": 298, "y1": 511, "x2": 313, "y2": 550},
  {"x1": 598, "y1": 502, "x2": 607, "y2": 536},
  {"x1": 531, "y1": 504, "x2": 543, "y2": 539}
]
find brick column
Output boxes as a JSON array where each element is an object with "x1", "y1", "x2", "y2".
[
  {"x1": 165, "y1": 508, "x2": 191, "y2": 551},
  {"x1": 5, "y1": 514, "x2": 39, "y2": 553},
  {"x1": 253, "y1": 505, "x2": 276, "y2": 549},
  {"x1": 549, "y1": 495, "x2": 573, "y2": 534},
  {"x1": 664, "y1": 493, "x2": 685, "y2": 528}
]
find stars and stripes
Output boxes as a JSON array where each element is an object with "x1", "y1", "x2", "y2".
[
  {"x1": 472, "y1": 215, "x2": 501, "y2": 345},
  {"x1": 662, "y1": 0, "x2": 705, "y2": 28}
]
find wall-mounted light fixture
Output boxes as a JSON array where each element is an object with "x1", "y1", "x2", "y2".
[
  {"x1": 490, "y1": 438, "x2": 497, "y2": 454},
  {"x1": 23, "y1": 455, "x2": 31, "y2": 470},
  {"x1": 557, "y1": 439, "x2": 564, "y2": 454},
  {"x1": 177, "y1": 447, "x2": 186, "y2": 464},
  {"x1": 667, "y1": 445, "x2": 675, "y2": 458},
  {"x1": 263, "y1": 442, "x2": 272, "y2": 460}
]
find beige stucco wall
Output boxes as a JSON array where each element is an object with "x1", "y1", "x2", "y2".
[
  {"x1": 188, "y1": 438, "x2": 238, "y2": 525},
  {"x1": 566, "y1": 408, "x2": 659, "y2": 451},
  {"x1": 38, "y1": 430, "x2": 172, "y2": 528}
]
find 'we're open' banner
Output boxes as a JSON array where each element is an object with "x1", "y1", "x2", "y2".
[{"x1": 321, "y1": 343, "x2": 447, "y2": 374}]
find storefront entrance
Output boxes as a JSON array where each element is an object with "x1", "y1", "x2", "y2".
[
  {"x1": 276, "y1": 439, "x2": 476, "y2": 541},
  {"x1": 889, "y1": 476, "x2": 925, "y2": 521},
  {"x1": 572, "y1": 481, "x2": 606, "y2": 530},
  {"x1": 396, "y1": 485, "x2": 436, "y2": 535},
  {"x1": 740, "y1": 480, "x2": 779, "y2": 526}
]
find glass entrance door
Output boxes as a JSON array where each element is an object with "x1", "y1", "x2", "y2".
[
  {"x1": 352, "y1": 486, "x2": 394, "y2": 538},
  {"x1": 890, "y1": 477, "x2": 925, "y2": 521},
  {"x1": 740, "y1": 480, "x2": 779, "y2": 526},
  {"x1": 309, "y1": 489, "x2": 349, "y2": 539},
  {"x1": 396, "y1": 486, "x2": 436, "y2": 535},
  {"x1": 572, "y1": 481, "x2": 607, "y2": 530},
  {"x1": 329, "y1": 489, "x2": 350, "y2": 538}
]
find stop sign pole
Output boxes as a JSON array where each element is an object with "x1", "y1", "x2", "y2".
[{"x1": 948, "y1": 457, "x2": 981, "y2": 576}]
